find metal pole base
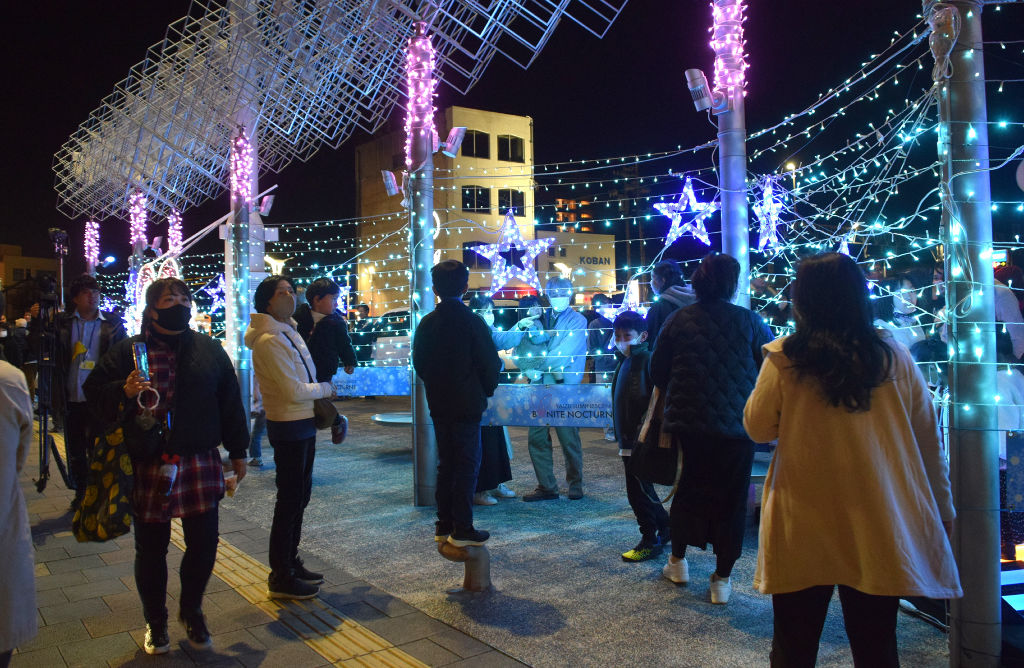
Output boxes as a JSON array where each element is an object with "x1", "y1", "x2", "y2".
[{"x1": 437, "y1": 541, "x2": 492, "y2": 593}]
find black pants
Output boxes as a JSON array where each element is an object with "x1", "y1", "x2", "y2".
[
  {"x1": 622, "y1": 457, "x2": 669, "y2": 541},
  {"x1": 434, "y1": 421, "x2": 482, "y2": 531},
  {"x1": 269, "y1": 436, "x2": 316, "y2": 576},
  {"x1": 66, "y1": 401, "x2": 98, "y2": 497},
  {"x1": 134, "y1": 509, "x2": 219, "y2": 624},
  {"x1": 476, "y1": 426, "x2": 512, "y2": 492},
  {"x1": 670, "y1": 435, "x2": 753, "y2": 562},
  {"x1": 770, "y1": 585, "x2": 900, "y2": 668}
]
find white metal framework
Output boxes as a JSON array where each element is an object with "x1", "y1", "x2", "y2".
[{"x1": 53, "y1": 0, "x2": 627, "y2": 221}]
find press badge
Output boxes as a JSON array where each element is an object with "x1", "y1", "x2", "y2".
[{"x1": 80, "y1": 360, "x2": 96, "y2": 370}]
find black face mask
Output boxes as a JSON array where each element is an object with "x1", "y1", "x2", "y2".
[{"x1": 153, "y1": 303, "x2": 191, "y2": 331}]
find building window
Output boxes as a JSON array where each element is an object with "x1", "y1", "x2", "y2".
[
  {"x1": 13, "y1": 268, "x2": 24, "y2": 281},
  {"x1": 497, "y1": 189, "x2": 525, "y2": 216},
  {"x1": 463, "y1": 241, "x2": 491, "y2": 269},
  {"x1": 462, "y1": 130, "x2": 490, "y2": 159},
  {"x1": 497, "y1": 135, "x2": 525, "y2": 163},
  {"x1": 462, "y1": 186, "x2": 491, "y2": 214}
]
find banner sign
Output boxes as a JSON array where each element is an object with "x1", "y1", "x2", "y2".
[
  {"x1": 483, "y1": 383, "x2": 613, "y2": 428},
  {"x1": 332, "y1": 366, "x2": 410, "y2": 396},
  {"x1": 335, "y1": 369, "x2": 613, "y2": 427}
]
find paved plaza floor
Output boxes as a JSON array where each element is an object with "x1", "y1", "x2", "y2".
[{"x1": 15, "y1": 397, "x2": 953, "y2": 666}]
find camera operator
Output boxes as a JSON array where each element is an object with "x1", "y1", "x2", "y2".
[{"x1": 55, "y1": 274, "x2": 127, "y2": 510}]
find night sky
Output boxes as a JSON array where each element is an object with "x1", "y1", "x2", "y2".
[{"x1": 3, "y1": 1, "x2": 1019, "y2": 274}]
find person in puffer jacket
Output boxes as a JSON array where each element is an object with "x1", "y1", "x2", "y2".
[
  {"x1": 651, "y1": 253, "x2": 773, "y2": 605},
  {"x1": 644, "y1": 260, "x2": 696, "y2": 351},
  {"x1": 245, "y1": 275, "x2": 335, "y2": 601}
]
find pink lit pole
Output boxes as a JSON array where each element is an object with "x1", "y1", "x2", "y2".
[
  {"x1": 84, "y1": 220, "x2": 100, "y2": 275},
  {"x1": 406, "y1": 21, "x2": 438, "y2": 506},
  {"x1": 711, "y1": 0, "x2": 750, "y2": 306}
]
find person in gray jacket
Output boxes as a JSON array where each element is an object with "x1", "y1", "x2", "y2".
[{"x1": 523, "y1": 277, "x2": 588, "y2": 501}]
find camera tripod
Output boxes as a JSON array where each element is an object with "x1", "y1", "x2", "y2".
[{"x1": 34, "y1": 228, "x2": 72, "y2": 494}]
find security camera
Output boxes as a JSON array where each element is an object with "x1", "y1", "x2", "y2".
[
  {"x1": 441, "y1": 127, "x2": 467, "y2": 158},
  {"x1": 381, "y1": 170, "x2": 401, "y2": 197},
  {"x1": 685, "y1": 68, "x2": 729, "y2": 114}
]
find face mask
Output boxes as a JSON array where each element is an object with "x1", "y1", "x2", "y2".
[
  {"x1": 549, "y1": 297, "x2": 571, "y2": 312},
  {"x1": 480, "y1": 312, "x2": 495, "y2": 327},
  {"x1": 153, "y1": 303, "x2": 191, "y2": 331},
  {"x1": 615, "y1": 336, "x2": 642, "y2": 355}
]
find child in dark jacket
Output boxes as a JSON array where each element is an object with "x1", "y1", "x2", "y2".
[
  {"x1": 295, "y1": 278, "x2": 357, "y2": 444},
  {"x1": 611, "y1": 311, "x2": 670, "y2": 562}
]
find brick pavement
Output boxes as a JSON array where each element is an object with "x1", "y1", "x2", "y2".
[{"x1": 14, "y1": 434, "x2": 523, "y2": 667}]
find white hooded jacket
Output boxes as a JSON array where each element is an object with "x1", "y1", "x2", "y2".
[{"x1": 244, "y1": 313, "x2": 333, "y2": 423}]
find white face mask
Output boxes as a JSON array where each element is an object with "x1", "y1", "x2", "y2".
[
  {"x1": 480, "y1": 312, "x2": 495, "y2": 327},
  {"x1": 615, "y1": 336, "x2": 642, "y2": 355},
  {"x1": 548, "y1": 297, "x2": 571, "y2": 312}
]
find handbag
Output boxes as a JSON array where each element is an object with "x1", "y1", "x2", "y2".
[
  {"x1": 72, "y1": 424, "x2": 135, "y2": 542},
  {"x1": 628, "y1": 386, "x2": 683, "y2": 501},
  {"x1": 284, "y1": 331, "x2": 339, "y2": 431}
]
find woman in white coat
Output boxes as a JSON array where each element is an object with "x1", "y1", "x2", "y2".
[
  {"x1": 0, "y1": 360, "x2": 37, "y2": 666},
  {"x1": 744, "y1": 253, "x2": 960, "y2": 667}
]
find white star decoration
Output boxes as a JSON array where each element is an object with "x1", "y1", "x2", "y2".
[
  {"x1": 472, "y1": 210, "x2": 555, "y2": 295},
  {"x1": 653, "y1": 176, "x2": 718, "y2": 247},
  {"x1": 753, "y1": 176, "x2": 787, "y2": 252}
]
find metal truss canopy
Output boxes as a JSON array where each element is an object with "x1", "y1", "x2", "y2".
[{"x1": 53, "y1": 0, "x2": 627, "y2": 221}]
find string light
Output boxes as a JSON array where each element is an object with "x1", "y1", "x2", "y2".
[
  {"x1": 230, "y1": 131, "x2": 254, "y2": 204},
  {"x1": 404, "y1": 22, "x2": 437, "y2": 171},
  {"x1": 84, "y1": 219, "x2": 100, "y2": 268},
  {"x1": 168, "y1": 209, "x2": 183, "y2": 255},
  {"x1": 129, "y1": 191, "x2": 147, "y2": 246},
  {"x1": 752, "y1": 176, "x2": 786, "y2": 252}
]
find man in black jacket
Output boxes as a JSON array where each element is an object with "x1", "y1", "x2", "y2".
[
  {"x1": 294, "y1": 278, "x2": 356, "y2": 442},
  {"x1": 56, "y1": 274, "x2": 128, "y2": 509},
  {"x1": 412, "y1": 261, "x2": 501, "y2": 547}
]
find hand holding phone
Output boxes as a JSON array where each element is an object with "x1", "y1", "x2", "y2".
[{"x1": 133, "y1": 342, "x2": 150, "y2": 382}]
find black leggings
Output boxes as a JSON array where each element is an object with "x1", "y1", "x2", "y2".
[
  {"x1": 770, "y1": 585, "x2": 899, "y2": 668},
  {"x1": 134, "y1": 509, "x2": 219, "y2": 624}
]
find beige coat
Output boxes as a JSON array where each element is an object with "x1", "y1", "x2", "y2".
[
  {"x1": 0, "y1": 361, "x2": 37, "y2": 652},
  {"x1": 244, "y1": 314, "x2": 333, "y2": 423},
  {"x1": 744, "y1": 335, "x2": 961, "y2": 599}
]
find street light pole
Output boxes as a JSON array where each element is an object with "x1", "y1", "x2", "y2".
[
  {"x1": 712, "y1": 0, "x2": 750, "y2": 307},
  {"x1": 406, "y1": 22, "x2": 438, "y2": 506},
  {"x1": 927, "y1": 2, "x2": 1001, "y2": 665}
]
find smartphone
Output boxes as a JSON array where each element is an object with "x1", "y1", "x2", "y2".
[{"x1": 133, "y1": 342, "x2": 150, "y2": 382}]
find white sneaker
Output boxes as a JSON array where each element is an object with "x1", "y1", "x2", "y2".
[
  {"x1": 662, "y1": 556, "x2": 688, "y2": 584},
  {"x1": 473, "y1": 491, "x2": 498, "y2": 506},
  {"x1": 494, "y1": 483, "x2": 516, "y2": 498},
  {"x1": 710, "y1": 572, "x2": 732, "y2": 604}
]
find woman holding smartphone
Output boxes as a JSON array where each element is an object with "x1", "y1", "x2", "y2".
[{"x1": 85, "y1": 278, "x2": 249, "y2": 656}]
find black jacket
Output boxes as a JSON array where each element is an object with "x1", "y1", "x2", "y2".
[
  {"x1": 83, "y1": 329, "x2": 249, "y2": 459},
  {"x1": 611, "y1": 342, "x2": 653, "y2": 450},
  {"x1": 297, "y1": 308, "x2": 357, "y2": 382},
  {"x1": 53, "y1": 310, "x2": 127, "y2": 416},
  {"x1": 651, "y1": 300, "x2": 773, "y2": 439},
  {"x1": 412, "y1": 299, "x2": 501, "y2": 422}
]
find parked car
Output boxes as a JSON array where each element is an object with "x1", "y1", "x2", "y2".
[{"x1": 371, "y1": 309, "x2": 410, "y2": 366}]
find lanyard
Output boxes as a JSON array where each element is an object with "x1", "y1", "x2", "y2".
[{"x1": 76, "y1": 318, "x2": 99, "y2": 358}]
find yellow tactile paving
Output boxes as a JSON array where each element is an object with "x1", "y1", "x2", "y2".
[{"x1": 169, "y1": 519, "x2": 428, "y2": 666}]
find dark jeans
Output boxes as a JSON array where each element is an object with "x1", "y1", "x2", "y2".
[
  {"x1": 771, "y1": 585, "x2": 900, "y2": 668},
  {"x1": 434, "y1": 421, "x2": 482, "y2": 531},
  {"x1": 269, "y1": 436, "x2": 316, "y2": 576},
  {"x1": 622, "y1": 457, "x2": 669, "y2": 541},
  {"x1": 66, "y1": 401, "x2": 98, "y2": 497},
  {"x1": 134, "y1": 509, "x2": 219, "y2": 624}
]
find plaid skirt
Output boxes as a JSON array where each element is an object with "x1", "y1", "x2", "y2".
[{"x1": 133, "y1": 448, "x2": 225, "y2": 524}]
